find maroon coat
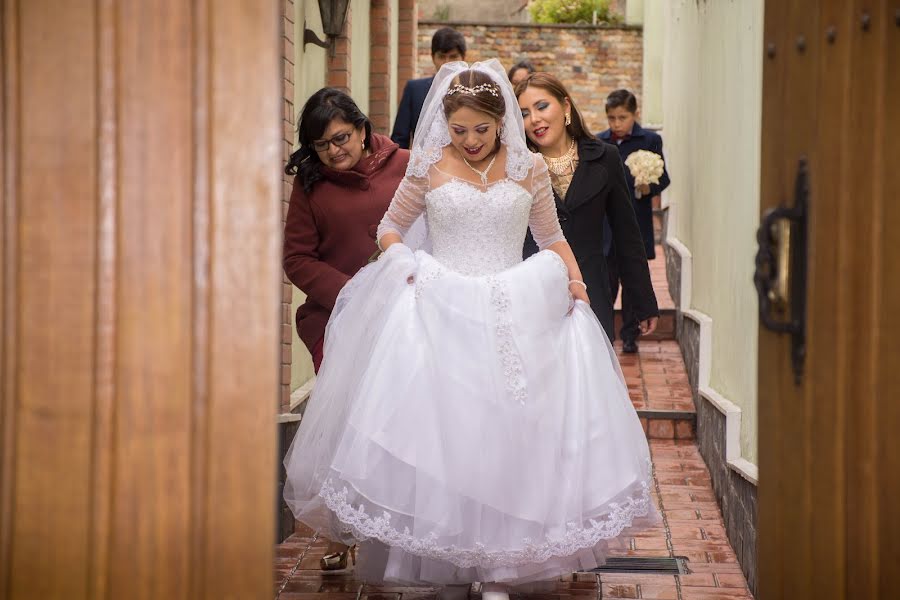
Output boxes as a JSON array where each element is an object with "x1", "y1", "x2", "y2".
[{"x1": 283, "y1": 133, "x2": 410, "y2": 353}]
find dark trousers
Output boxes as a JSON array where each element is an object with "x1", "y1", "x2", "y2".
[{"x1": 606, "y1": 251, "x2": 641, "y2": 343}]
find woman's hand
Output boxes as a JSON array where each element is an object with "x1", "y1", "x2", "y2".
[
  {"x1": 639, "y1": 316, "x2": 658, "y2": 336},
  {"x1": 568, "y1": 280, "x2": 590, "y2": 304},
  {"x1": 637, "y1": 183, "x2": 651, "y2": 196},
  {"x1": 378, "y1": 232, "x2": 403, "y2": 251},
  {"x1": 380, "y1": 241, "x2": 413, "y2": 263}
]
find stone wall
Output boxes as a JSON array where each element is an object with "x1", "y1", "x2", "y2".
[
  {"x1": 417, "y1": 0, "x2": 629, "y2": 24},
  {"x1": 416, "y1": 21, "x2": 643, "y2": 133},
  {"x1": 417, "y1": 0, "x2": 531, "y2": 23}
]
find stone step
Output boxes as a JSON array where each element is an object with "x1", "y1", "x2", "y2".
[{"x1": 638, "y1": 409, "x2": 696, "y2": 441}]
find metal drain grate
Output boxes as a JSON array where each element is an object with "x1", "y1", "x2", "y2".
[{"x1": 585, "y1": 556, "x2": 689, "y2": 575}]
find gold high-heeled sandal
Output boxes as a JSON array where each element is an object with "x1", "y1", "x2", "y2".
[{"x1": 320, "y1": 544, "x2": 356, "y2": 571}]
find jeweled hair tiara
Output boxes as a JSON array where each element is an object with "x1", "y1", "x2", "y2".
[{"x1": 445, "y1": 83, "x2": 500, "y2": 98}]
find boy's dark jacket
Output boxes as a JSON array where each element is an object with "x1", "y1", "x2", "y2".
[
  {"x1": 597, "y1": 122, "x2": 671, "y2": 259},
  {"x1": 524, "y1": 137, "x2": 659, "y2": 340}
]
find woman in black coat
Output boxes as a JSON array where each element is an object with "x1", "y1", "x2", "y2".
[{"x1": 516, "y1": 73, "x2": 658, "y2": 341}]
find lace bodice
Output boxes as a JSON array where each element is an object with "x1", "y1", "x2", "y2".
[{"x1": 378, "y1": 152, "x2": 564, "y2": 276}]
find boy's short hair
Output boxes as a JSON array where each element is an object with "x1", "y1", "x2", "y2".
[
  {"x1": 605, "y1": 89, "x2": 638, "y2": 114},
  {"x1": 431, "y1": 27, "x2": 466, "y2": 57}
]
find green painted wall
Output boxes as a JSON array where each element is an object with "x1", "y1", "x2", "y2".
[{"x1": 662, "y1": 0, "x2": 763, "y2": 464}]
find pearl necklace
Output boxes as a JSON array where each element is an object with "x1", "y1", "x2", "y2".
[
  {"x1": 462, "y1": 153, "x2": 498, "y2": 186},
  {"x1": 543, "y1": 137, "x2": 577, "y2": 176}
]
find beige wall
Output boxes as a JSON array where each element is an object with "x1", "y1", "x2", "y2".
[
  {"x1": 350, "y1": 0, "x2": 372, "y2": 113},
  {"x1": 294, "y1": 0, "x2": 327, "y2": 108},
  {"x1": 625, "y1": 0, "x2": 644, "y2": 25},
  {"x1": 662, "y1": 0, "x2": 763, "y2": 463},
  {"x1": 289, "y1": 0, "x2": 327, "y2": 391},
  {"x1": 640, "y1": 0, "x2": 664, "y2": 127}
]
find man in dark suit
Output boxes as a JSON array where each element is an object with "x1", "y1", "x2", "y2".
[
  {"x1": 598, "y1": 89, "x2": 670, "y2": 352},
  {"x1": 390, "y1": 27, "x2": 466, "y2": 149}
]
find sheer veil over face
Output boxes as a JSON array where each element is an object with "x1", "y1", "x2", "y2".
[{"x1": 407, "y1": 60, "x2": 532, "y2": 182}]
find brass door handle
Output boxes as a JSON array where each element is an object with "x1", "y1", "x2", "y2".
[{"x1": 754, "y1": 158, "x2": 809, "y2": 384}]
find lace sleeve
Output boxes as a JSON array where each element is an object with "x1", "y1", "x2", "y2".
[
  {"x1": 528, "y1": 154, "x2": 565, "y2": 250},
  {"x1": 377, "y1": 172, "x2": 428, "y2": 243}
]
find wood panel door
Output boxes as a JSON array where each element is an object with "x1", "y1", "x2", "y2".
[
  {"x1": 758, "y1": 1, "x2": 899, "y2": 598},
  {"x1": 1, "y1": 1, "x2": 282, "y2": 598}
]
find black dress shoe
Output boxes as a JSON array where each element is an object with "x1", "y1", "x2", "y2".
[{"x1": 622, "y1": 339, "x2": 638, "y2": 353}]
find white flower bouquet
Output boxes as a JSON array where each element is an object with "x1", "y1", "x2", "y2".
[{"x1": 624, "y1": 150, "x2": 665, "y2": 198}]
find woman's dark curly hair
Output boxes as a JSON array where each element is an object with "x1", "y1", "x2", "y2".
[{"x1": 285, "y1": 88, "x2": 372, "y2": 194}]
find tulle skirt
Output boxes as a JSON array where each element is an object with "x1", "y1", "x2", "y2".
[{"x1": 283, "y1": 245, "x2": 658, "y2": 586}]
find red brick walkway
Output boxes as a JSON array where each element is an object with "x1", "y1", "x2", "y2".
[
  {"x1": 275, "y1": 244, "x2": 754, "y2": 599},
  {"x1": 618, "y1": 341, "x2": 695, "y2": 437}
]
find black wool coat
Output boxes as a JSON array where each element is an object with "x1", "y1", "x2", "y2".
[{"x1": 525, "y1": 137, "x2": 659, "y2": 340}]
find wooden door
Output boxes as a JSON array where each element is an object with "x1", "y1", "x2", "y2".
[
  {"x1": 758, "y1": 1, "x2": 899, "y2": 597},
  {"x1": 1, "y1": 1, "x2": 282, "y2": 598}
]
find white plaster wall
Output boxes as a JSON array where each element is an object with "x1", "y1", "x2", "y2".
[{"x1": 662, "y1": 0, "x2": 763, "y2": 463}]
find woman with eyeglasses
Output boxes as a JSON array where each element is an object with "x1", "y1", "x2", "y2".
[
  {"x1": 283, "y1": 87, "x2": 409, "y2": 572},
  {"x1": 284, "y1": 88, "x2": 410, "y2": 374}
]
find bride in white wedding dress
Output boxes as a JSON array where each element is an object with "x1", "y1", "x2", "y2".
[{"x1": 283, "y1": 60, "x2": 659, "y2": 599}]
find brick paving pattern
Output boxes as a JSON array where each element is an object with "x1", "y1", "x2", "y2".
[{"x1": 618, "y1": 341, "x2": 693, "y2": 414}]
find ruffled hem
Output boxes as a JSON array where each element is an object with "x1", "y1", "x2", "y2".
[{"x1": 318, "y1": 475, "x2": 654, "y2": 570}]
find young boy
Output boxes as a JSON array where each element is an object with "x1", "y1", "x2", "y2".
[
  {"x1": 598, "y1": 89, "x2": 670, "y2": 353},
  {"x1": 390, "y1": 27, "x2": 466, "y2": 149}
]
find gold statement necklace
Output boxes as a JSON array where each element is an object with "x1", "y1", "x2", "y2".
[{"x1": 543, "y1": 137, "x2": 577, "y2": 176}]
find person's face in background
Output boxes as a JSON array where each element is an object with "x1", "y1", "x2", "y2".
[
  {"x1": 509, "y1": 68, "x2": 531, "y2": 87},
  {"x1": 606, "y1": 105, "x2": 638, "y2": 138},
  {"x1": 312, "y1": 118, "x2": 366, "y2": 170},
  {"x1": 518, "y1": 86, "x2": 571, "y2": 153},
  {"x1": 432, "y1": 48, "x2": 465, "y2": 71}
]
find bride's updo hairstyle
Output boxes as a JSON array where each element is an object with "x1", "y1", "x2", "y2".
[{"x1": 442, "y1": 69, "x2": 506, "y2": 156}]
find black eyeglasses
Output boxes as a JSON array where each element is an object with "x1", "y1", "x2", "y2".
[{"x1": 311, "y1": 131, "x2": 354, "y2": 152}]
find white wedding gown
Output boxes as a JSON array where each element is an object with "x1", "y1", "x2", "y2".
[{"x1": 283, "y1": 154, "x2": 658, "y2": 586}]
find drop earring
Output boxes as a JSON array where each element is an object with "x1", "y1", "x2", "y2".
[{"x1": 565, "y1": 113, "x2": 572, "y2": 126}]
